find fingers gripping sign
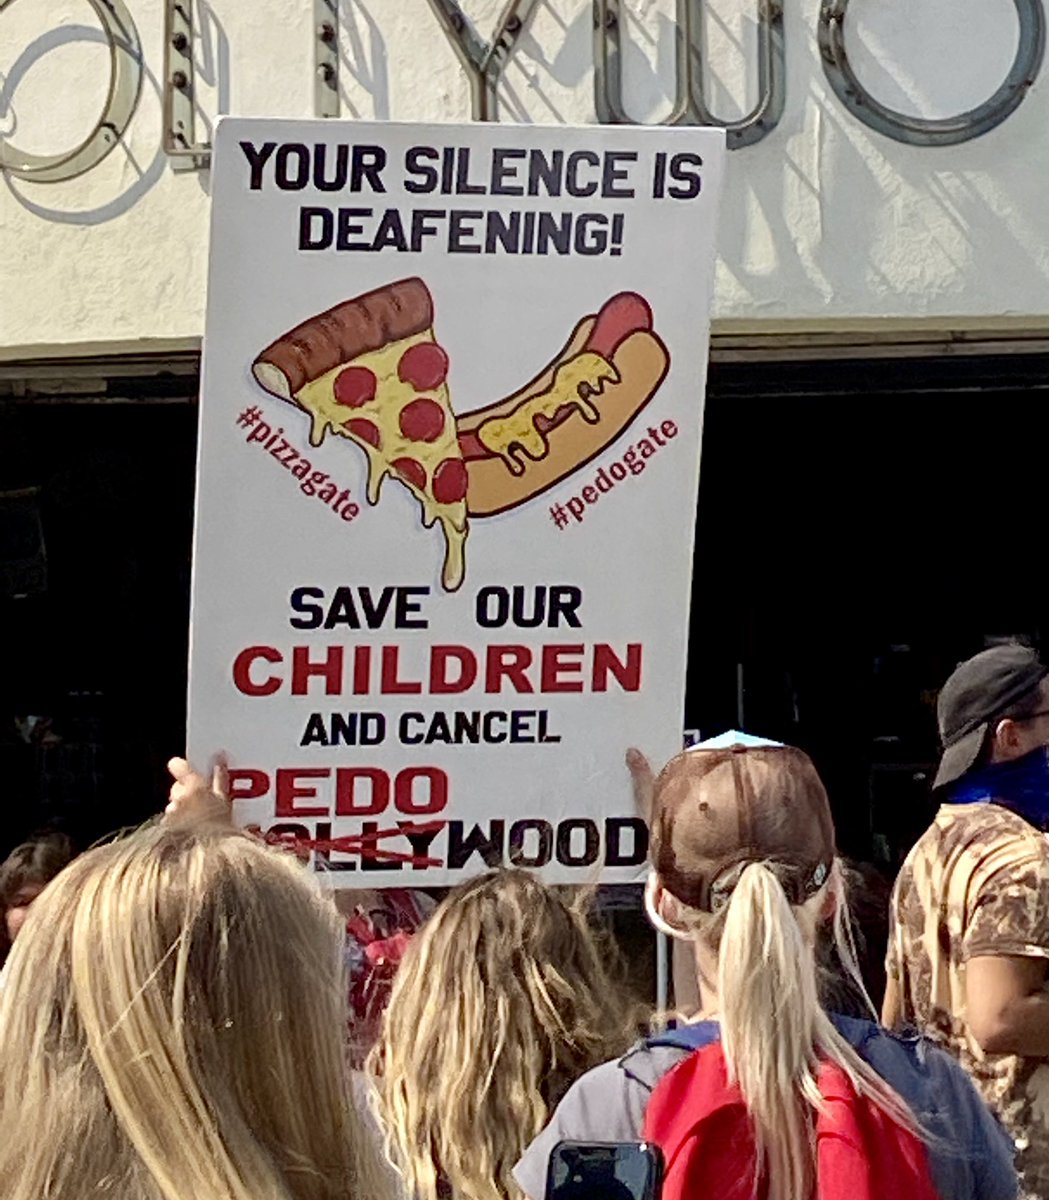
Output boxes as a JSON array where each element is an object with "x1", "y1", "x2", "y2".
[
  {"x1": 166, "y1": 753, "x2": 233, "y2": 824},
  {"x1": 626, "y1": 746, "x2": 655, "y2": 825}
]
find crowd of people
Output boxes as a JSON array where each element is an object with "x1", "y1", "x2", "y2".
[{"x1": 2, "y1": 642, "x2": 1048, "y2": 1199}]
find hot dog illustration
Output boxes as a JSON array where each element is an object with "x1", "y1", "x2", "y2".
[{"x1": 456, "y1": 292, "x2": 670, "y2": 517}]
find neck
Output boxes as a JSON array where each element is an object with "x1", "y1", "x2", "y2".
[
  {"x1": 693, "y1": 944, "x2": 719, "y2": 1018},
  {"x1": 949, "y1": 747, "x2": 1049, "y2": 831}
]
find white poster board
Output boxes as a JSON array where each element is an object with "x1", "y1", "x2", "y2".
[{"x1": 189, "y1": 118, "x2": 724, "y2": 887}]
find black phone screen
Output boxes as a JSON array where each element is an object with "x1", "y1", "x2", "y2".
[{"x1": 545, "y1": 1141, "x2": 663, "y2": 1200}]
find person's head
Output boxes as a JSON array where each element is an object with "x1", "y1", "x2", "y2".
[
  {"x1": 370, "y1": 868, "x2": 640, "y2": 1200},
  {"x1": 0, "y1": 831, "x2": 76, "y2": 960},
  {"x1": 0, "y1": 822, "x2": 385, "y2": 1200},
  {"x1": 644, "y1": 740, "x2": 916, "y2": 1200},
  {"x1": 934, "y1": 642, "x2": 1049, "y2": 789}
]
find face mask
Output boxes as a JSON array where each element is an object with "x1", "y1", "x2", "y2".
[{"x1": 949, "y1": 746, "x2": 1049, "y2": 831}]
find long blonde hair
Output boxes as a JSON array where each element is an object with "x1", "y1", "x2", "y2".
[
  {"x1": 0, "y1": 822, "x2": 386, "y2": 1200},
  {"x1": 651, "y1": 859, "x2": 919, "y2": 1200},
  {"x1": 370, "y1": 869, "x2": 641, "y2": 1200}
]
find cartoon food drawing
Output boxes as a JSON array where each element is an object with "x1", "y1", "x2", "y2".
[
  {"x1": 251, "y1": 279, "x2": 669, "y2": 590},
  {"x1": 456, "y1": 292, "x2": 669, "y2": 517},
  {"x1": 252, "y1": 279, "x2": 469, "y2": 591}
]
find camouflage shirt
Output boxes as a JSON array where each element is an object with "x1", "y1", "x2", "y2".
[{"x1": 888, "y1": 802, "x2": 1049, "y2": 1197}]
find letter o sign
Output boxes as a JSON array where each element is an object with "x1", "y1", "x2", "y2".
[{"x1": 0, "y1": 0, "x2": 144, "y2": 182}]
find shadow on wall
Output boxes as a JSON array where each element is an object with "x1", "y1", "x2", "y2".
[
  {"x1": 338, "y1": 0, "x2": 390, "y2": 120},
  {"x1": 1, "y1": 4, "x2": 228, "y2": 225},
  {"x1": 337, "y1": 0, "x2": 1049, "y2": 316},
  {"x1": 5, "y1": 0, "x2": 1048, "y2": 310}
]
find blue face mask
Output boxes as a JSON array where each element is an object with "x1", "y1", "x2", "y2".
[{"x1": 948, "y1": 745, "x2": 1049, "y2": 831}]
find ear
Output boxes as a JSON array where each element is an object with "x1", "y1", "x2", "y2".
[
  {"x1": 821, "y1": 859, "x2": 844, "y2": 921},
  {"x1": 658, "y1": 891, "x2": 696, "y2": 938},
  {"x1": 644, "y1": 874, "x2": 694, "y2": 941},
  {"x1": 993, "y1": 717, "x2": 1026, "y2": 757},
  {"x1": 820, "y1": 886, "x2": 838, "y2": 921}
]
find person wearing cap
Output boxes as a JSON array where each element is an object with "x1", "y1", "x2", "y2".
[
  {"x1": 885, "y1": 644, "x2": 1049, "y2": 1197},
  {"x1": 514, "y1": 739, "x2": 1015, "y2": 1200}
]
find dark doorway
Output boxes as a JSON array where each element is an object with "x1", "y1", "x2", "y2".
[
  {"x1": 2, "y1": 351, "x2": 1048, "y2": 870},
  {"x1": 0, "y1": 401, "x2": 197, "y2": 855},
  {"x1": 687, "y1": 352, "x2": 1049, "y2": 867}
]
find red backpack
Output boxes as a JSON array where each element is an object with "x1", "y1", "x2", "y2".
[{"x1": 641, "y1": 1030, "x2": 942, "y2": 1200}]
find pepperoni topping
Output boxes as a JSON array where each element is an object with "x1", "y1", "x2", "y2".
[
  {"x1": 399, "y1": 397, "x2": 445, "y2": 443},
  {"x1": 391, "y1": 457, "x2": 427, "y2": 491},
  {"x1": 344, "y1": 418, "x2": 381, "y2": 448},
  {"x1": 399, "y1": 343, "x2": 449, "y2": 391},
  {"x1": 334, "y1": 366, "x2": 377, "y2": 408},
  {"x1": 433, "y1": 458, "x2": 469, "y2": 505}
]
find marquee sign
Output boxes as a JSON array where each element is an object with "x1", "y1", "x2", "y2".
[{"x1": 1, "y1": 0, "x2": 1045, "y2": 184}]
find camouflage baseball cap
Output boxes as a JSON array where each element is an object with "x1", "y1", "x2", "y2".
[{"x1": 649, "y1": 741, "x2": 836, "y2": 912}]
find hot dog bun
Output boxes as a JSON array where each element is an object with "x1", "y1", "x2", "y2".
[{"x1": 461, "y1": 323, "x2": 669, "y2": 517}]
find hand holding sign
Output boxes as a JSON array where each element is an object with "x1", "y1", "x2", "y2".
[
  {"x1": 165, "y1": 754, "x2": 233, "y2": 825},
  {"x1": 626, "y1": 747, "x2": 656, "y2": 825}
]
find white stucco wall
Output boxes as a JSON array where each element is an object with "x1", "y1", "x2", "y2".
[{"x1": 2, "y1": 0, "x2": 1047, "y2": 356}]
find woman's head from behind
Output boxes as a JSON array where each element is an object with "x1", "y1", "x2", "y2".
[
  {"x1": 372, "y1": 868, "x2": 640, "y2": 1200},
  {"x1": 645, "y1": 742, "x2": 840, "y2": 987},
  {"x1": 0, "y1": 831, "x2": 76, "y2": 961},
  {"x1": 0, "y1": 822, "x2": 380, "y2": 1200},
  {"x1": 644, "y1": 741, "x2": 913, "y2": 1200}
]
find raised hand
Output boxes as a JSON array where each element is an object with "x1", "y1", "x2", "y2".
[
  {"x1": 165, "y1": 753, "x2": 232, "y2": 825},
  {"x1": 626, "y1": 747, "x2": 655, "y2": 824}
]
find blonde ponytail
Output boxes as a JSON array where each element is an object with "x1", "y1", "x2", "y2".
[{"x1": 717, "y1": 862, "x2": 920, "y2": 1200}]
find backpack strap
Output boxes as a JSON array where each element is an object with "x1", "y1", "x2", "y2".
[
  {"x1": 643, "y1": 1021, "x2": 720, "y2": 1053},
  {"x1": 640, "y1": 1036, "x2": 942, "y2": 1200},
  {"x1": 641, "y1": 1042, "x2": 760, "y2": 1200}
]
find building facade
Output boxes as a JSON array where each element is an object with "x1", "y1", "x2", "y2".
[{"x1": 2, "y1": 0, "x2": 1048, "y2": 861}]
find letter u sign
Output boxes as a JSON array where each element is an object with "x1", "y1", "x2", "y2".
[{"x1": 593, "y1": 0, "x2": 786, "y2": 149}]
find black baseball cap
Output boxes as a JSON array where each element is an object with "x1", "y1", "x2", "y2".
[{"x1": 934, "y1": 643, "x2": 1049, "y2": 790}]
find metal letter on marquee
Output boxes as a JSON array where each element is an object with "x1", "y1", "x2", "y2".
[
  {"x1": 0, "y1": 0, "x2": 143, "y2": 182},
  {"x1": 425, "y1": 0, "x2": 541, "y2": 121},
  {"x1": 819, "y1": 0, "x2": 1046, "y2": 146},
  {"x1": 163, "y1": 0, "x2": 209, "y2": 169},
  {"x1": 314, "y1": 0, "x2": 339, "y2": 119},
  {"x1": 593, "y1": 0, "x2": 785, "y2": 148}
]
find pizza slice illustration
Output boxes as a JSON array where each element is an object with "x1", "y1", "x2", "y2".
[
  {"x1": 252, "y1": 279, "x2": 469, "y2": 591},
  {"x1": 251, "y1": 278, "x2": 670, "y2": 591}
]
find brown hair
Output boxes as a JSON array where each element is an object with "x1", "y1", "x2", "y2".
[
  {"x1": 0, "y1": 831, "x2": 77, "y2": 965},
  {"x1": 369, "y1": 869, "x2": 642, "y2": 1200}
]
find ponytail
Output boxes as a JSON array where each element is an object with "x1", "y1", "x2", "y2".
[{"x1": 717, "y1": 862, "x2": 920, "y2": 1200}]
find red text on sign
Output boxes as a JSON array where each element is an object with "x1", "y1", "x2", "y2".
[
  {"x1": 231, "y1": 641, "x2": 642, "y2": 697},
  {"x1": 229, "y1": 765, "x2": 449, "y2": 819}
]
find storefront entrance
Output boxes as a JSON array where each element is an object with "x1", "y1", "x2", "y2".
[{"x1": 3, "y1": 350, "x2": 1047, "y2": 869}]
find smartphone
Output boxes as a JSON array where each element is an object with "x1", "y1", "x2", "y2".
[{"x1": 545, "y1": 1140, "x2": 664, "y2": 1200}]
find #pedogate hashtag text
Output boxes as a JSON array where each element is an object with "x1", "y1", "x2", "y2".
[
  {"x1": 549, "y1": 502, "x2": 569, "y2": 530},
  {"x1": 237, "y1": 407, "x2": 361, "y2": 523},
  {"x1": 551, "y1": 419, "x2": 679, "y2": 529}
]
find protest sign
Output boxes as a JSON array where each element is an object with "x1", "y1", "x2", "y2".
[{"x1": 189, "y1": 118, "x2": 725, "y2": 886}]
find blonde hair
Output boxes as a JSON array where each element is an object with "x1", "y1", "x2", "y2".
[
  {"x1": 0, "y1": 821, "x2": 387, "y2": 1200},
  {"x1": 652, "y1": 859, "x2": 918, "y2": 1200},
  {"x1": 370, "y1": 869, "x2": 641, "y2": 1200}
]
